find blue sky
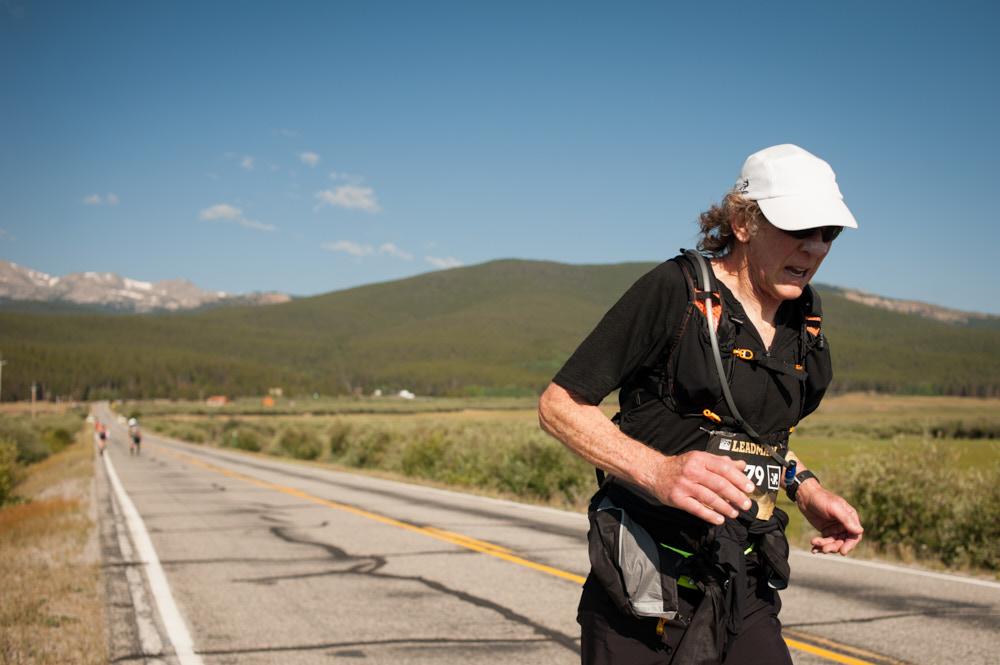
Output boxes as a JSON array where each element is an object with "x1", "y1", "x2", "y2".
[{"x1": 2, "y1": 1, "x2": 999, "y2": 314}]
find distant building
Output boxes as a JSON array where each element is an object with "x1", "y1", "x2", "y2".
[{"x1": 206, "y1": 395, "x2": 231, "y2": 406}]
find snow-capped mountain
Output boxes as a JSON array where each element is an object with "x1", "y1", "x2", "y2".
[{"x1": 0, "y1": 259, "x2": 290, "y2": 313}]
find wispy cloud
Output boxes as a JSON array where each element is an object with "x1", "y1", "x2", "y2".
[
  {"x1": 199, "y1": 204, "x2": 243, "y2": 221},
  {"x1": 426, "y1": 256, "x2": 463, "y2": 269},
  {"x1": 241, "y1": 219, "x2": 277, "y2": 232},
  {"x1": 300, "y1": 152, "x2": 320, "y2": 167},
  {"x1": 274, "y1": 128, "x2": 300, "y2": 138},
  {"x1": 379, "y1": 243, "x2": 413, "y2": 260},
  {"x1": 240, "y1": 156, "x2": 255, "y2": 171},
  {"x1": 321, "y1": 241, "x2": 414, "y2": 262},
  {"x1": 199, "y1": 204, "x2": 275, "y2": 232},
  {"x1": 82, "y1": 193, "x2": 119, "y2": 205},
  {"x1": 313, "y1": 172, "x2": 381, "y2": 213},
  {"x1": 322, "y1": 240, "x2": 373, "y2": 258},
  {"x1": 314, "y1": 184, "x2": 380, "y2": 213}
]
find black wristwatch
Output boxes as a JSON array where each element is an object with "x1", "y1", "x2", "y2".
[{"x1": 785, "y1": 469, "x2": 818, "y2": 502}]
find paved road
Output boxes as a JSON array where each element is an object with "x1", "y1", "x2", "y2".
[{"x1": 93, "y1": 407, "x2": 1000, "y2": 665}]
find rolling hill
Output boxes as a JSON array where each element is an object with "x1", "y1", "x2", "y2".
[{"x1": 1, "y1": 259, "x2": 998, "y2": 401}]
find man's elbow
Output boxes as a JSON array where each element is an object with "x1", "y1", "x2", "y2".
[
  {"x1": 538, "y1": 382, "x2": 561, "y2": 434},
  {"x1": 538, "y1": 383, "x2": 570, "y2": 438}
]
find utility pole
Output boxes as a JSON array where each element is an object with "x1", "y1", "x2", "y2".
[
  {"x1": 31, "y1": 383, "x2": 36, "y2": 420},
  {"x1": 0, "y1": 353, "x2": 6, "y2": 407}
]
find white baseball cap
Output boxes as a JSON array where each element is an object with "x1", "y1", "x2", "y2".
[{"x1": 735, "y1": 144, "x2": 858, "y2": 232}]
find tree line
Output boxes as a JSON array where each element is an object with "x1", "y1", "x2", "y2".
[{"x1": 1, "y1": 259, "x2": 998, "y2": 401}]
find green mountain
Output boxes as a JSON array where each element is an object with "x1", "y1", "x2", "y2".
[{"x1": 1, "y1": 259, "x2": 998, "y2": 401}]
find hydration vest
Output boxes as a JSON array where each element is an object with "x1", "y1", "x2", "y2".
[{"x1": 621, "y1": 250, "x2": 832, "y2": 444}]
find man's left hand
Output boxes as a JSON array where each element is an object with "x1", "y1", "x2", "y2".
[{"x1": 796, "y1": 483, "x2": 864, "y2": 555}]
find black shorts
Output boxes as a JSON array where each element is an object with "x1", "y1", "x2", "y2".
[{"x1": 577, "y1": 562, "x2": 791, "y2": 665}]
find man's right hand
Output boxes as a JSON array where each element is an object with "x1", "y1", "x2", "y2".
[
  {"x1": 648, "y1": 451, "x2": 755, "y2": 525},
  {"x1": 539, "y1": 383, "x2": 754, "y2": 525}
]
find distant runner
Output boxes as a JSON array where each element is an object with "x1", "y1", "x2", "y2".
[
  {"x1": 128, "y1": 417, "x2": 142, "y2": 456},
  {"x1": 94, "y1": 420, "x2": 107, "y2": 456}
]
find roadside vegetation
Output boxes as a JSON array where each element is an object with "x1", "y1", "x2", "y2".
[
  {"x1": 0, "y1": 404, "x2": 106, "y2": 665},
  {"x1": 143, "y1": 399, "x2": 595, "y2": 507},
  {"x1": 779, "y1": 394, "x2": 1000, "y2": 573}
]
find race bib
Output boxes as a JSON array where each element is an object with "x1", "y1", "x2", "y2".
[{"x1": 706, "y1": 431, "x2": 783, "y2": 520}]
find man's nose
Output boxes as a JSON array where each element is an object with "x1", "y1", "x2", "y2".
[{"x1": 802, "y1": 238, "x2": 830, "y2": 256}]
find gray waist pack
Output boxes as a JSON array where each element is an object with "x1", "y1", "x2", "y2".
[{"x1": 587, "y1": 491, "x2": 683, "y2": 619}]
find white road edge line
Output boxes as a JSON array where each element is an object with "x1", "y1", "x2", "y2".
[
  {"x1": 790, "y1": 549, "x2": 1000, "y2": 589},
  {"x1": 108, "y1": 477, "x2": 166, "y2": 660},
  {"x1": 103, "y1": 450, "x2": 205, "y2": 665}
]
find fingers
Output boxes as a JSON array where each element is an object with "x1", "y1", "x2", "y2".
[
  {"x1": 658, "y1": 452, "x2": 755, "y2": 524},
  {"x1": 811, "y1": 531, "x2": 863, "y2": 555},
  {"x1": 810, "y1": 520, "x2": 864, "y2": 555},
  {"x1": 675, "y1": 496, "x2": 732, "y2": 525},
  {"x1": 704, "y1": 454, "x2": 755, "y2": 513}
]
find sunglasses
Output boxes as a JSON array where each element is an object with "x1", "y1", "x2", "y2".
[{"x1": 781, "y1": 226, "x2": 843, "y2": 243}]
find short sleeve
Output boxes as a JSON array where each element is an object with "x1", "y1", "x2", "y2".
[{"x1": 552, "y1": 259, "x2": 688, "y2": 406}]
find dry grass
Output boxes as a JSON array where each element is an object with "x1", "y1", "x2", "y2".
[{"x1": 0, "y1": 426, "x2": 107, "y2": 665}]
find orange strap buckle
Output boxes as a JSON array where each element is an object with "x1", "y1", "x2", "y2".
[
  {"x1": 702, "y1": 409, "x2": 722, "y2": 423},
  {"x1": 733, "y1": 348, "x2": 754, "y2": 361}
]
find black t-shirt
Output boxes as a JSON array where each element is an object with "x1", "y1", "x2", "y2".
[
  {"x1": 553, "y1": 254, "x2": 831, "y2": 540},
  {"x1": 553, "y1": 254, "x2": 829, "y2": 458}
]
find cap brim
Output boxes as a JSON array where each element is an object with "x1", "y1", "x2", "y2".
[{"x1": 758, "y1": 196, "x2": 858, "y2": 231}]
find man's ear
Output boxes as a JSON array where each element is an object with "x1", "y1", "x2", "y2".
[{"x1": 730, "y1": 210, "x2": 752, "y2": 244}]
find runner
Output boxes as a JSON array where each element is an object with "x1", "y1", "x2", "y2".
[
  {"x1": 539, "y1": 144, "x2": 864, "y2": 664},
  {"x1": 128, "y1": 417, "x2": 142, "y2": 456}
]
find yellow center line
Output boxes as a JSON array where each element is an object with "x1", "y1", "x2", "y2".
[
  {"x1": 149, "y1": 442, "x2": 893, "y2": 665},
  {"x1": 422, "y1": 526, "x2": 516, "y2": 555},
  {"x1": 784, "y1": 630, "x2": 914, "y2": 665},
  {"x1": 151, "y1": 442, "x2": 587, "y2": 585},
  {"x1": 785, "y1": 639, "x2": 878, "y2": 665}
]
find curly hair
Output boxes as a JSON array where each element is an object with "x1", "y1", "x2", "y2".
[{"x1": 696, "y1": 190, "x2": 767, "y2": 257}]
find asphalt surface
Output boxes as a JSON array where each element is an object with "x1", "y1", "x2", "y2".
[{"x1": 93, "y1": 407, "x2": 1000, "y2": 665}]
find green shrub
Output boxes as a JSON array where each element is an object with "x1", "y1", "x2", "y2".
[
  {"x1": 327, "y1": 420, "x2": 352, "y2": 456},
  {"x1": 0, "y1": 419, "x2": 47, "y2": 464},
  {"x1": 833, "y1": 441, "x2": 1000, "y2": 570},
  {"x1": 227, "y1": 427, "x2": 261, "y2": 452},
  {"x1": 949, "y1": 465, "x2": 1000, "y2": 569},
  {"x1": 0, "y1": 437, "x2": 21, "y2": 505},
  {"x1": 144, "y1": 418, "x2": 208, "y2": 444},
  {"x1": 277, "y1": 426, "x2": 322, "y2": 460},
  {"x1": 318, "y1": 415, "x2": 592, "y2": 506},
  {"x1": 345, "y1": 429, "x2": 393, "y2": 468},
  {"x1": 43, "y1": 427, "x2": 74, "y2": 453},
  {"x1": 16, "y1": 436, "x2": 51, "y2": 465},
  {"x1": 400, "y1": 428, "x2": 450, "y2": 477}
]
